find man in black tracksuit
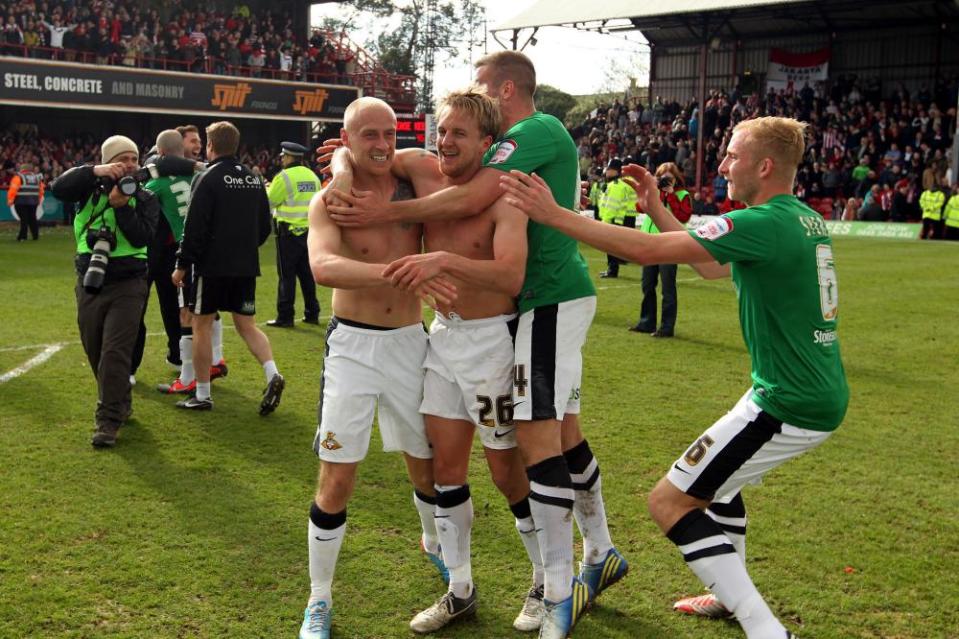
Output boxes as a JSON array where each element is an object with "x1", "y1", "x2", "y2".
[{"x1": 172, "y1": 121, "x2": 285, "y2": 415}]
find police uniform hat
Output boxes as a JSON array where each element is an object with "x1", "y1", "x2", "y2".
[
  {"x1": 280, "y1": 142, "x2": 308, "y2": 157},
  {"x1": 606, "y1": 157, "x2": 623, "y2": 172}
]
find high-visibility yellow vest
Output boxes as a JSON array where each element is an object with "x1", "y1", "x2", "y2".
[
  {"x1": 598, "y1": 179, "x2": 636, "y2": 224},
  {"x1": 268, "y1": 164, "x2": 321, "y2": 231},
  {"x1": 919, "y1": 189, "x2": 945, "y2": 221},
  {"x1": 74, "y1": 193, "x2": 146, "y2": 259},
  {"x1": 944, "y1": 194, "x2": 959, "y2": 228}
]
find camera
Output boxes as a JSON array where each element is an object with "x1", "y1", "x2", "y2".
[
  {"x1": 82, "y1": 227, "x2": 117, "y2": 294},
  {"x1": 657, "y1": 175, "x2": 675, "y2": 190},
  {"x1": 97, "y1": 170, "x2": 146, "y2": 197},
  {"x1": 96, "y1": 156, "x2": 198, "y2": 196}
]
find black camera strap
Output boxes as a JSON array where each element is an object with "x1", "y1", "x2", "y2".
[{"x1": 80, "y1": 192, "x2": 113, "y2": 236}]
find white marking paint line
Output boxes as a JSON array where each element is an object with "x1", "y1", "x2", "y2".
[{"x1": 0, "y1": 343, "x2": 65, "y2": 384}]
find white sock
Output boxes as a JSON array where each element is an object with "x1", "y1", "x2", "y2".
[
  {"x1": 196, "y1": 381, "x2": 211, "y2": 401},
  {"x1": 566, "y1": 441, "x2": 614, "y2": 564},
  {"x1": 308, "y1": 504, "x2": 346, "y2": 605},
  {"x1": 435, "y1": 484, "x2": 473, "y2": 599},
  {"x1": 263, "y1": 359, "x2": 278, "y2": 383},
  {"x1": 212, "y1": 317, "x2": 223, "y2": 363},
  {"x1": 707, "y1": 494, "x2": 747, "y2": 563},
  {"x1": 514, "y1": 515, "x2": 545, "y2": 587},
  {"x1": 179, "y1": 333, "x2": 195, "y2": 384},
  {"x1": 695, "y1": 555, "x2": 786, "y2": 639},
  {"x1": 669, "y1": 509, "x2": 785, "y2": 639},
  {"x1": 527, "y1": 457, "x2": 574, "y2": 603},
  {"x1": 413, "y1": 490, "x2": 439, "y2": 554}
]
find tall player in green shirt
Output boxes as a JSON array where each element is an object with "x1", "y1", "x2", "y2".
[
  {"x1": 501, "y1": 116, "x2": 848, "y2": 639},
  {"x1": 326, "y1": 51, "x2": 626, "y2": 639}
]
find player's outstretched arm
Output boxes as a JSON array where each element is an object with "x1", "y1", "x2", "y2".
[
  {"x1": 328, "y1": 167, "x2": 503, "y2": 227},
  {"x1": 383, "y1": 197, "x2": 528, "y2": 296},
  {"x1": 622, "y1": 164, "x2": 730, "y2": 280},
  {"x1": 320, "y1": 146, "x2": 443, "y2": 214},
  {"x1": 500, "y1": 170, "x2": 715, "y2": 267},
  {"x1": 307, "y1": 189, "x2": 391, "y2": 289}
]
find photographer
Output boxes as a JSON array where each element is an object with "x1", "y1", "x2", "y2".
[
  {"x1": 50, "y1": 135, "x2": 159, "y2": 448},
  {"x1": 629, "y1": 162, "x2": 692, "y2": 337}
]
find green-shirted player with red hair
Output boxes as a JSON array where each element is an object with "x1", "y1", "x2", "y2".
[
  {"x1": 325, "y1": 51, "x2": 628, "y2": 639},
  {"x1": 500, "y1": 116, "x2": 849, "y2": 639}
]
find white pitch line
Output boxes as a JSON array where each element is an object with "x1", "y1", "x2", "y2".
[{"x1": 0, "y1": 343, "x2": 65, "y2": 384}]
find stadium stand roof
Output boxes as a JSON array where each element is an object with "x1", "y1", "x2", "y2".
[{"x1": 494, "y1": 0, "x2": 959, "y2": 47}]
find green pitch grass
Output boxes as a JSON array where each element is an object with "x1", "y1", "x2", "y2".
[{"x1": 0, "y1": 225, "x2": 956, "y2": 639}]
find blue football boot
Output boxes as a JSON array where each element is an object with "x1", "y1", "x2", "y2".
[
  {"x1": 578, "y1": 547, "x2": 628, "y2": 603},
  {"x1": 299, "y1": 599, "x2": 332, "y2": 639},
  {"x1": 538, "y1": 577, "x2": 592, "y2": 639}
]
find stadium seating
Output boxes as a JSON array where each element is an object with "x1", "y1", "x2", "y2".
[
  {"x1": 0, "y1": 0, "x2": 415, "y2": 107},
  {"x1": 576, "y1": 77, "x2": 956, "y2": 222}
]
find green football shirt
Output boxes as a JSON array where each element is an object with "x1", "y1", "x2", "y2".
[
  {"x1": 690, "y1": 194, "x2": 849, "y2": 431},
  {"x1": 482, "y1": 112, "x2": 595, "y2": 313},
  {"x1": 145, "y1": 174, "x2": 193, "y2": 242}
]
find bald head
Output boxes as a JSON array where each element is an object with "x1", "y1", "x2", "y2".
[
  {"x1": 343, "y1": 97, "x2": 396, "y2": 134},
  {"x1": 341, "y1": 96, "x2": 397, "y2": 177},
  {"x1": 156, "y1": 129, "x2": 184, "y2": 157}
]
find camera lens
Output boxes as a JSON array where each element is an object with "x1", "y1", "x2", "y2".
[{"x1": 118, "y1": 176, "x2": 138, "y2": 196}]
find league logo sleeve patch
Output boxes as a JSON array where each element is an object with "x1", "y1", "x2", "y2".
[
  {"x1": 695, "y1": 215, "x2": 734, "y2": 241},
  {"x1": 488, "y1": 139, "x2": 518, "y2": 165}
]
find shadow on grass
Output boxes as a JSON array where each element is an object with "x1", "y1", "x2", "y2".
[{"x1": 115, "y1": 421, "x2": 294, "y2": 549}]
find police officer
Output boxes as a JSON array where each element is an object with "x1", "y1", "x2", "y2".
[
  {"x1": 50, "y1": 135, "x2": 159, "y2": 448},
  {"x1": 266, "y1": 141, "x2": 321, "y2": 327},
  {"x1": 598, "y1": 157, "x2": 637, "y2": 278},
  {"x1": 943, "y1": 184, "x2": 959, "y2": 241},
  {"x1": 7, "y1": 161, "x2": 45, "y2": 241},
  {"x1": 919, "y1": 177, "x2": 947, "y2": 239}
]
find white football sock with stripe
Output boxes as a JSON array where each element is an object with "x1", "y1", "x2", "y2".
[
  {"x1": 668, "y1": 509, "x2": 786, "y2": 639},
  {"x1": 308, "y1": 503, "x2": 346, "y2": 605},
  {"x1": 707, "y1": 493, "x2": 747, "y2": 562},
  {"x1": 565, "y1": 440, "x2": 614, "y2": 564},
  {"x1": 527, "y1": 455, "x2": 574, "y2": 602},
  {"x1": 413, "y1": 490, "x2": 440, "y2": 555}
]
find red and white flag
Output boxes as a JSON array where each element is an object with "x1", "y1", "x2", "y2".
[{"x1": 766, "y1": 48, "x2": 830, "y2": 92}]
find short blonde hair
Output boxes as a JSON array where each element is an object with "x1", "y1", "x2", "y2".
[
  {"x1": 733, "y1": 117, "x2": 807, "y2": 173},
  {"x1": 437, "y1": 88, "x2": 502, "y2": 140},
  {"x1": 206, "y1": 121, "x2": 240, "y2": 156},
  {"x1": 475, "y1": 50, "x2": 536, "y2": 98}
]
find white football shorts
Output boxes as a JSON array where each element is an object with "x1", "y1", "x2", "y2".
[
  {"x1": 512, "y1": 296, "x2": 596, "y2": 422},
  {"x1": 420, "y1": 312, "x2": 518, "y2": 450},
  {"x1": 667, "y1": 388, "x2": 833, "y2": 503},
  {"x1": 313, "y1": 317, "x2": 432, "y2": 463}
]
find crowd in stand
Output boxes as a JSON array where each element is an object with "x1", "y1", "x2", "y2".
[
  {"x1": 0, "y1": 0, "x2": 356, "y2": 83},
  {"x1": 0, "y1": 128, "x2": 292, "y2": 191},
  {"x1": 572, "y1": 76, "x2": 958, "y2": 221}
]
